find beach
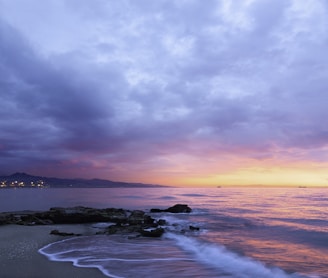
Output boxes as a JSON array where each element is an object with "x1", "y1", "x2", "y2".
[
  {"x1": 0, "y1": 188, "x2": 327, "y2": 277},
  {"x1": 0, "y1": 224, "x2": 106, "y2": 278}
]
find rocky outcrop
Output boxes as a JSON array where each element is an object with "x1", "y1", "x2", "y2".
[
  {"x1": 150, "y1": 204, "x2": 192, "y2": 213},
  {"x1": 97, "y1": 209, "x2": 164, "y2": 237},
  {"x1": 50, "y1": 229, "x2": 82, "y2": 236},
  {"x1": 40, "y1": 207, "x2": 128, "y2": 224},
  {"x1": 0, "y1": 207, "x2": 129, "y2": 226},
  {"x1": 0, "y1": 204, "x2": 196, "y2": 238}
]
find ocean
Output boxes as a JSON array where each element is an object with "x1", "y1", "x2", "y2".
[{"x1": 1, "y1": 187, "x2": 327, "y2": 277}]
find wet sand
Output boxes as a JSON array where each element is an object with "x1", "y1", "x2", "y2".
[{"x1": 0, "y1": 224, "x2": 107, "y2": 278}]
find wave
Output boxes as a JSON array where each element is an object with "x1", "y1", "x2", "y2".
[
  {"x1": 179, "y1": 193, "x2": 209, "y2": 197},
  {"x1": 157, "y1": 195, "x2": 177, "y2": 200},
  {"x1": 39, "y1": 235, "x2": 220, "y2": 277},
  {"x1": 39, "y1": 233, "x2": 311, "y2": 278},
  {"x1": 120, "y1": 195, "x2": 144, "y2": 199},
  {"x1": 165, "y1": 233, "x2": 306, "y2": 278}
]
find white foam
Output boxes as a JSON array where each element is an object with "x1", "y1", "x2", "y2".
[
  {"x1": 39, "y1": 234, "x2": 310, "y2": 278},
  {"x1": 39, "y1": 242, "x2": 123, "y2": 278},
  {"x1": 38, "y1": 236, "x2": 197, "y2": 278},
  {"x1": 165, "y1": 233, "x2": 304, "y2": 278}
]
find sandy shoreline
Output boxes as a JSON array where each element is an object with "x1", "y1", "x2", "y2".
[{"x1": 0, "y1": 224, "x2": 107, "y2": 278}]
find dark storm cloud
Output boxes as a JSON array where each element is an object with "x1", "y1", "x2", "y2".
[{"x1": 0, "y1": 21, "x2": 119, "y2": 164}]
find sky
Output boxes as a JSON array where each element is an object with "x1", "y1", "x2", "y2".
[{"x1": 1, "y1": 0, "x2": 328, "y2": 187}]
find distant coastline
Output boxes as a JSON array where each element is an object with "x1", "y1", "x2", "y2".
[{"x1": 0, "y1": 172, "x2": 167, "y2": 189}]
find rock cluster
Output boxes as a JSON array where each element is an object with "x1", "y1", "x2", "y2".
[
  {"x1": 0, "y1": 204, "x2": 194, "y2": 238},
  {"x1": 0, "y1": 207, "x2": 128, "y2": 225}
]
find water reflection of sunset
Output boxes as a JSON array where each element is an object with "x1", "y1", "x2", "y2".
[{"x1": 240, "y1": 239, "x2": 328, "y2": 276}]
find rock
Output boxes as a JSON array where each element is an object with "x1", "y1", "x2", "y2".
[
  {"x1": 129, "y1": 210, "x2": 145, "y2": 217},
  {"x1": 157, "y1": 219, "x2": 166, "y2": 226},
  {"x1": 18, "y1": 214, "x2": 51, "y2": 226},
  {"x1": 0, "y1": 207, "x2": 130, "y2": 225},
  {"x1": 0, "y1": 205, "x2": 193, "y2": 238},
  {"x1": 150, "y1": 208, "x2": 162, "y2": 213},
  {"x1": 39, "y1": 219, "x2": 54, "y2": 225},
  {"x1": 50, "y1": 229, "x2": 82, "y2": 236},
  {"x1": 0, "y1": 214, "x2": 10, "y2": 225},
  {"x1": 140, "y1": 228, "x2": 165, "y2": 237},
  {"x1": 128, "y1": 210, "x2": 145, "y2": 225},
  {"x1": 100, "y1": 223, "x2": 142, "y2": 235},
  {"x1": 101, "y1": 225, "x2": 120, "y2": 235},
  {"x1": 189, "y1": 225, "x2": 200, "y2": 231},
  {"x1": 150, "y1": 204, "x2": 192, "y2": 214},
  {"x1": 166, "y1": 204, "x2": 192, "y2": 213},
  {"x1": 143, "y1": 215, "x2": 156, "y2": 225},
  {"x1": 40, "y1": 207, "x2": 128, "y2": 224}
]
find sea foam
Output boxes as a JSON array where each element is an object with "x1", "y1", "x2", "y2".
[
  {"x1": 165, "y1": 233, "x2": 306, "y2": 278},
  {"x1": 39, "y1": 233, "x2": 309, "y2": 278},
  {"x1": 39, "y1": 235, "x2": 220, "y2": 277}
]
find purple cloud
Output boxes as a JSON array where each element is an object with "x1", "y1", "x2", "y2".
[{"x1": 0, "y1": 0, "x2": 328, "y2": 183}]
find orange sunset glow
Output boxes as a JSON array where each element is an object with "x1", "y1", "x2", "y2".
[{"x1": 129, "y1": 158, "x2": 328, "y2": 187}]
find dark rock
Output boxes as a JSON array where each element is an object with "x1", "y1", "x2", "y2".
[
  {"x1": 150, "y1": 208, "x2": 162, "y2": 213},
  {"x1": 128, "y1": 210, "x2": 145, "y2": 225},
  {"x1": 100, "y1": 222, "x2": 144, "y2": 235},
  {"x1": 19, "y1": 215, "x2": 52, "y2": 226},
  {"x1": 50, "y1": 229, "x2": 82, "y2": 236},
  {"x1": 130, "y1": 210, "x2": 145, "y2": 217},
  {"x1": 143, "y1": 215, "x2": 156, "y2": 225},
  {"x1": 39, "y1": 219, "x2": 54, "y2": 225},
  {"x1": 189, "y1": 225, "x2": 200, "y2": 231},
  {"x1": 140, "y1": 228, "x2": 165, "y2": 237},
  {"x1": 40, "y1": 206, "x2": 128, "y2": 224},
  {"x1": 150, "y1": 204, "x2": 192, "y2": 214},
  {"x1": 157, "y1": 219, "x2": 166, "y2": 226},
  {"x1": 0, "y1": 205, "x2": 192, "y2": 238},
  {"x1": 102, "y1": 225, "x2": 120, "y2": 235},
  {"x1": 166, "y1": 204, "x2": 191, "y2": 213},
  {"x1": 0, "y1": 216, "x2": 8, "y2": 225},
  {"x1": 0, "y1": 207, "x2": 130, "y2": 225}
]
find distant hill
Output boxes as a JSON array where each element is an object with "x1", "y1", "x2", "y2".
[{"x1": 0, "y1": 172, "x2": 166, "y2": 188}]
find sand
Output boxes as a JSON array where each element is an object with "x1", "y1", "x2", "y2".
[{"x1": 0, "y1": 224, "x2": 107, "y2": 278}]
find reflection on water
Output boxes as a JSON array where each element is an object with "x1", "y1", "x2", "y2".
[{"x1": 244, "y1": 238, "x2": 328, "y2": 275}]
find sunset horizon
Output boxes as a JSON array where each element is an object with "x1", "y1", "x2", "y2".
[{"x1": 1, "y1": 169, "x2": 327, "y2": 188}]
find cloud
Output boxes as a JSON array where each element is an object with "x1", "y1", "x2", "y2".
[{"x1": 0, "y1": 0, "x2": 328, "y2": 184}]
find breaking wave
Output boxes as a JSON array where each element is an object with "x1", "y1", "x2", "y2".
[
  {"x1": 165, "y1": 233, "x2": 306, "y2": 278},
  {"x1": 39, "y1": 233, "x2": 309, "y2": 278}
]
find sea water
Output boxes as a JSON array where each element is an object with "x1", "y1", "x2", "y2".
[{"x1": 1, "y1": 187, "x2": 327, "y2": 277}]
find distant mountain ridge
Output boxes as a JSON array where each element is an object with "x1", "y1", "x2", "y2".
[{"x1": 0, "y1": 172, "x2": 166, "y2": 188}]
